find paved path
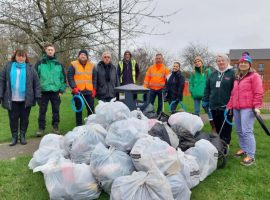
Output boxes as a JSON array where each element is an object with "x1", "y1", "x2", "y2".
[
  {"x1": 0, "y1": 137, "x2": 41, "y2": 160},
  {"x1": 1, "y1": 114, "x2": 270, "y2": 160}
]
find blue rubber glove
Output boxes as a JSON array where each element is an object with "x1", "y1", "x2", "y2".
[{"x1": 202, "y1": 101, "x2": 209, "y2": 108}]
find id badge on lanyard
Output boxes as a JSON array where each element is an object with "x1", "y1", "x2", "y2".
[
  {"x1": 216, "y1": 72, "x2": 224, "y2": 88},
  {"x1": 216, "y1": 81, "x2": 221, "y2": 88}
]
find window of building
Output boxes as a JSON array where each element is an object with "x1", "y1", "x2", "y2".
[{"x1": 258, "y1": 63, "x2": 265, "y2": 73}]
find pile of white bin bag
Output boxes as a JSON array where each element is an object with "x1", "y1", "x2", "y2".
[{"x1": 28, "y1": 100, "x2": 218, "y2": 200}]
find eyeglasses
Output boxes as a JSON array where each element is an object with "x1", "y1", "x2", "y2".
[{"x1": 103, "y1": 56, "x2": 111, "y2": 59}]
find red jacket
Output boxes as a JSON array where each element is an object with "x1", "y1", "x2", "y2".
[{"x1": 227, "y1": 72, "x2": 263, "y2": 109}]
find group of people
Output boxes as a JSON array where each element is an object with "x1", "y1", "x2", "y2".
[
  {"x1": 0, "y1": 43, "x2": 264, "y2": 166},
  {"x1": 189, "y1": 53, "x2": 263, "y2": 166},
  {"x1": 0, "y1": 43, "x2": 142, "y2": 146}
]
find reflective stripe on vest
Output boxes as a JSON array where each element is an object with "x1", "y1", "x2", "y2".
[
  {"x1": 72, "y1": 60, "x2": 94, "y2": 91},
  {"x1": 119, "y1": 59, "x2": 136, "y2": 83}
]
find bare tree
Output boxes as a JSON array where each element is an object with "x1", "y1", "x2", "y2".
[
  {"x1": 180, "y1": 42, "x2": 216, "y2": 72},
  {"x1": 0, "y1": 0, "x2": 174, "y2": 66}
]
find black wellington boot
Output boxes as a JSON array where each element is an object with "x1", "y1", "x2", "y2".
[
  {"x1": 9, "y1": 132, "x2": 18, "y2": 146},
  {"x1": 20, "y1": 131, "x2": 27, "y2": 145}
]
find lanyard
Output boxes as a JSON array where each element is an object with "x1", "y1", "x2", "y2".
[{"x1": 218, "y1": 72, "x2": 225, "y2": 82}]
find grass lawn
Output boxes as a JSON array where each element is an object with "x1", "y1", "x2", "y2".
[{"x1": 0, "y1": 93, "x2": 270, "y2": 199}]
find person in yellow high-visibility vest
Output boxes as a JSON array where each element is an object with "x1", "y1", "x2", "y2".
[
  {"x1": 67, "y1": 50, "x2": 95, "y2": 126},
  {"x1": 117, "y1": 50, "x2": 140, "y2": 85}
]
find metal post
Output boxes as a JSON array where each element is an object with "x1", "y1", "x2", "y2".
[{"x1": 118, "y1": 0, "x2": 122, "y2": 61}]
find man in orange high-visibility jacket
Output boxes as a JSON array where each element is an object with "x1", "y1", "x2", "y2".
[
  {"x1": 144, "y1": 53, "x2": 170, "y2": 114},
  {"x1": 67, "y1": 50, "x2": 95, "y2": 126}
]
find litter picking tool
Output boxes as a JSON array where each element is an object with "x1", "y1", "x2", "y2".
[
  {"x1": 71, "y1": 92, "x2": 95, "y2": 114},
  {"x1": 253, "y1": 109, "x2": 270, "y2": 136},
  {"x1": 218, "y1": 109, "x2": 234, "y2": 135}
]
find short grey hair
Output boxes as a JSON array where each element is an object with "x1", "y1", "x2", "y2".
[
  {"x1": 102, "y1": 51, "x2": 111, "y2": 58},
  {"x1": 216, "y1": 53, "x2": 230, "y2": 62}
]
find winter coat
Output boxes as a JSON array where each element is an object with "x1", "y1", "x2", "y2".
[
  {"x1": 166, "y1": 71, "x2": 185, "y2": 101},
  {"x1": 35, "y1": 56, "x2": 66, "y2": 93},
  {"x1": 189, "y1": 66, "x2": 211, "y2": 99},
  {"x1": 0, "y1": 62, "x2": 41, "y2": 110},
  {"x1": 203, "y1": 68, "x2": 235, "y2": 110},
  {"x1": 93, "y1": 61, "x2": 119, "y2": 100},
  {"x1": 143, "y1": 63, "x2": 170, "y2": 90},
  {"x1": 227, "y1": 72, "x2": 263, "y2": 109}
]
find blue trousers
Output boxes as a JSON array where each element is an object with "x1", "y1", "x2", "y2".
[
  {"x1": 149, "y1": 89, "x2": 163, "y2": 115},
  {"x1": 194, "y1": 98, "x2": 213, "y2": 120},
  {"x1": 233, "y1": 108, "x2": 256, "y2": 159}
]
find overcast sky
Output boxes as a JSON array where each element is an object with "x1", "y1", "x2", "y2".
[{"x1": 129, "y1": 0, "x2": 270, "y2": 55}]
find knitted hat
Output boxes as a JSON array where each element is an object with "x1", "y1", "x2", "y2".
[
  {"x1": 194, "y1": 56, "x2": 203, "y2": 63},
  {"x1": 239, "y1": 52, "x2": 252, "y2": 64},
  {"x1": 78, "y1": 49, "x2": 88, "y2": 58}
]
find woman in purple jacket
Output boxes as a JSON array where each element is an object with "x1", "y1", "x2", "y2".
[{"x1": 227, "y1": 52, "x2": 263, "y2": 166}]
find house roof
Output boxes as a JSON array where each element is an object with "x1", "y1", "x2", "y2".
[{"x1": 229, "y1": 49, "x2": 270, "y2": 60}]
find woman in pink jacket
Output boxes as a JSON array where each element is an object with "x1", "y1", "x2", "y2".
[{"x1": 227, "y1": 52, "x2": 263, "y2": 166}]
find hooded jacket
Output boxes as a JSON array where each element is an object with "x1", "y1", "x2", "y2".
[{"x1": 203, "y1": 66, "x2": 235, "y2": 110}]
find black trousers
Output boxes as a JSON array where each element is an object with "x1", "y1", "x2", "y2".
[
  {"x1": 38, "y1": 91, "x2": 61, "y2": 130},
  {"x1": 149, "y1": 89, "x2": 163, "y2": 115},
  {"x1": 8, "y1": 101, "x2": 31, "y2": 134},
  {"x1": 74, "y1": 94, "x2": 94, "y2": 126},
  {"x1": 211, "y1": 109, "x2": 233, "y2": 145}
]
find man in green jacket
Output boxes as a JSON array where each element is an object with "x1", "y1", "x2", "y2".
[{"x1": 35, "y1": 42, "x2": 66, "y2": 136}]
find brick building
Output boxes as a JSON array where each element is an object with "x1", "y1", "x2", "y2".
[{"x1": 229, "y1": 49, "x2": 270, "y2": 81}]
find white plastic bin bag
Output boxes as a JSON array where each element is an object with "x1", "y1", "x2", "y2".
[
  {"x1": 166, "y1": 172, "x2": 191, "y2": 200},
  {"x1": 130, "y1": 135, "x2": 180, "y2": 176},
  {"x1": 70, "y1": 124, "x2": 107, "y2": 164},
  {"x1": 35, "y1": 158, "x2": 101, "y2": 200},
  {"x1": 185, "y1": 139, "x2": 218, "y2": 181},
  {"x1": 90, "y1": 143, "x2": 135, "y2": 194},
  {"x1": 110, "y1": 166, "x2": 174, "y2": 200},
  {"x1": 106, "y1": 118, "x2": 148, "y2": 151},
  {"x1": 177, "y1": 149, "x2": 200, "y2": 189},
  {"x1": 168, "y1": 112, "x2": 204, "y2": 135},
  {"x1": 95, "y1": 100, "x2": 131, "y2": 127}
]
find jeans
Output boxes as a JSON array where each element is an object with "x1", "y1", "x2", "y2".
[
  {"x1": 8, "y1": 101, "x2": 31, "y2": 134},
  {"x1": 194, "y1": 98, "x2": 213, "y2": 120},
  {"x1": 38, "y1": 91, "x2": 61, "y2": 130},
  {"x1": 74, "y1": 94, "x2": 94, "y2": 126},
  {"x1": 149, "y1": 89, "x2": 163, "y2": 114},
  {"x1": 168, "y1": 100, "x2": 179, "y2": 113},
  {"x1": 211, "y1": 109, "x2": 233, "y2": 144},
  {"x1": 233, "y1": 108, "x2": 256, "y2": 159}
]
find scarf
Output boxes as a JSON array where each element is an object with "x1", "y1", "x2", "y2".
[
  {"x1": 10, "y1": 62, "x2": 26, "y2": 95},
  {"x1": 104, "y1": 64, "x2": 111, "y2": 82}
]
